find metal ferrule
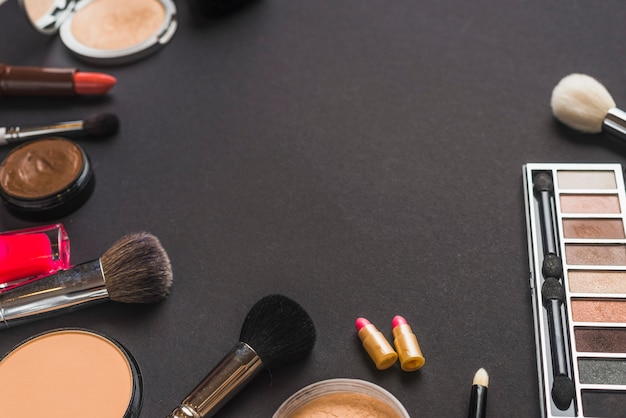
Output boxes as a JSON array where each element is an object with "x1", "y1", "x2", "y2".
[
  {"x1": 0, "y1": 121, "x2": 83, "y2": 145},
  {"x1": 0, "y1": 259, "x2": 108, "y2": 329},
  {"x1": 603, "y1": 107, "x2": 626, "y2": 139},
  {"x1": 167, "y1": 342, "x2": 264, "y2": 418}
]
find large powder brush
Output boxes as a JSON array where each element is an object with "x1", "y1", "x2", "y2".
[
  {"x1": 551, "y1": 73, "x2": 626, "y2": 139},
  {"x1": 167, "y1": 294, "x2": 316, "y2": 418},
  {"x1": 0, "y1": 232, "x2": 173, "y2": 328}
]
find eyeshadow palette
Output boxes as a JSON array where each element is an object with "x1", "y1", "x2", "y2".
[{"x1": 523, "y1": 163, "x2": 626, "y2": 418}]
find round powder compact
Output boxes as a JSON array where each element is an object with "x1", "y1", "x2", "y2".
[
  {"x1": 273, "y1": 378, "x2": 410, "y2": 418},
  {"x1": 20, "y1": 0, "x2": 177, "y2": 64},
  {"x1": 0, "y1": 137, "x2": 95, "y2": 220},
  {"x1": 0, "y1": 328, "x2": 142, "y2": 418}
]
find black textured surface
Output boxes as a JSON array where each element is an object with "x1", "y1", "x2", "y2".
[{"x1": 0, "y1": 1, "x2": 625, "y2": 417}]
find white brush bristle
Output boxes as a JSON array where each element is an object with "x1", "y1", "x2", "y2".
[{"x1": 550, "y1": 73, "x2": 616, "y2": 133}]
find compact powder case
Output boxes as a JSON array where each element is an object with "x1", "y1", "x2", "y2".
[
  {"x1": 0, "y1": 328, "x2": 142, "y2": 417},
  {"x1": 0, "y1": 137, "x2": 94, "y2": 220},
  {"x1": 19, "y1": 0, "x2": 177, "y2": 65}
]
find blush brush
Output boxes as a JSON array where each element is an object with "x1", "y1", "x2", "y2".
[
  {"x1": 0, "y1": 231, "x2": 173, "y2": 328},
  {"x1": 551, "y1": 73, "x2": 626, "y2": 138},
  {"x1": 0, "y1": 112, "x2": 120, "y2": 145},
  {"x1": 167, "y1": 294, "x2": 316, "y2": 418}
]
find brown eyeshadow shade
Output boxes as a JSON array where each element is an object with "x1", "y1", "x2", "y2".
[
  {"x1": 571, "y1": 300, "x2": 626, "y2": 323},
  {"x1": 568, "y1": 271, "x2": 626, "y2": 294},
  {"x1": 560, "y1": 194, "x2": 621, "y2": 214},
  {"x1": 562, "y1": 218, "x2": 625, "y2": 239},
  {"x1": 0, "y1": 137, "x2": 83, "y2": 199},
  {"x1": 574, "y1": 328, "x2": 626, "y2": 353},
  {"x1": 565, "y1": 244, "x2": 626, "y2": 265}
]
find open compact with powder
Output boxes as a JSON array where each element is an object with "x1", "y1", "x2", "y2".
[
  {"x1": 0, "y1": 137, "x2": 94, "y2": 220},
  {"x1": 19, "y1": 0, "x2": 177, "y2": 64}
]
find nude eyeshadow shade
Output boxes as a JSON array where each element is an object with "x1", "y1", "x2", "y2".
[
  {"x1": 0, "y1": 328, "x2": 142, "y2": 417},
  {"x1": 0, "y1": 137, "x2": 94, "y2": 220},
  {"x1": 524, "y1": 163, "x2": 626, "y2": 418}
]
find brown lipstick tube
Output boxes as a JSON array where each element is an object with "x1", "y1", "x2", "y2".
[{"x1": 0, "y1": 64, "x2": 75, "y2": 97}]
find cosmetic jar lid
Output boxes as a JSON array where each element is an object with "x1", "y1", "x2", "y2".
[
  {"x1": 273, "y1": 378, "x2": 410, "y2": 418},
  {"x1": 0, "y1": 328, "x2": 142, "y2": 418},
  {"x1": 19, "y1": 0, "x2": 177, "y2": 65},
  {"x1": 0, "y1": 137, "x2": 95, "y2": 220}
]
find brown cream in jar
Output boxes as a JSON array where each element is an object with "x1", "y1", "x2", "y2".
[
  {"x1": 289, "y1": 392, "x2": 402, "y2": 418},
  {"x1": 0, "y1": 137, "x2": 84, "y2": 199}
]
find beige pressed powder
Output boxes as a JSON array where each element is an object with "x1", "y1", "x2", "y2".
[
  {"x1": 0, "y1": 329, "x2": 141, "y2": 417},
  {"x1": 289, "y1": 392, "x2": 402, "y2": 418},
  {"x1": 71, "y1": 0, "x2": 167, "y2": 50}
]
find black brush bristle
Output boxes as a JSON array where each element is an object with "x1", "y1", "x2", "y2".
[
  {"x1": 239, "y1": 294, "x2": 316, "y2": 369},
  {"x1": 83, "y1": 113, "x2": 120, "y2": 137},
  {"x1": 101, "y1": 232, "x2": 173, "y2": 303}
]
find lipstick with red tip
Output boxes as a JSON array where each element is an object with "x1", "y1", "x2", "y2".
[{"x1": 0, "y1": 64, "x2": 116, "y2": 97}]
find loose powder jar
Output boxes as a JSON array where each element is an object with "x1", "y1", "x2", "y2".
[
  {"x1": 19, "y1": 0, "x2": 177, "y2": 64},
  {"x1": 0, "y1": 137, "x2": 95, "y2": 220},
  {"x1": 0, "y1": 328, "x2": 142, "y2": 418},
  {"x1": 273, "y1": 379, "x2": 410, "y2": 418}
]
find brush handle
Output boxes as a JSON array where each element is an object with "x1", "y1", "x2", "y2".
[
  {"x1": 0, "y1": 121, "x2": 84, "y2": 145},
  {"x1": 167, "y1": 342, "x2": 264, "y2": 418},
  {"x1": 0, "y1": 259, "x2": 107, "y2": 328},
  {"x1": 604, "y1": 108, "x2": 626, "y2": 139}
]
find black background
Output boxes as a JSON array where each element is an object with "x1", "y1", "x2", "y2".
[{"x1": 0, "y1": 1, "x2": 625, "y2": 416}]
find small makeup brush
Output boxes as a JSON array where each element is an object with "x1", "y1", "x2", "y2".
[
  {"x1": 0, "y1": 112, "x2": 120, "y2": 145},
  {"x1": 468, "y1": 368, "x2": 489, "y2": 418},
  {"x1": 0, "y1": 232, "x2": 173, "y2": 328},
  {"x1": 551, "y1": 73, "x2": 626, "y2": 138},
  {"x1": 167, "y1": 294, "x2": 316, "y2": 418}
]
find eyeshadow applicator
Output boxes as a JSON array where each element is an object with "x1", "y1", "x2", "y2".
[
  {"x1": 0, "y1": 232, "x2": 173, "y2": 328},
  {"x1": 167, "y1": 294, "x2": 316, "y2": 418},
  {"x1": 551, "y1": 73, "x2": 626, "y2": 138},
  {"x1": 0, "y1": 113, "x2": 119, "y2": 145},
  {"x1": 533, "y1": 172, "x2": 575, "y2": 410}
]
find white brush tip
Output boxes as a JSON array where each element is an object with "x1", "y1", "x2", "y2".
[
  {"x1": 551, "y1": 73, "x2": 616, "y2": 133},
  {"x1": 473, "y1": 368, "x2": 489, "y2": 387}
]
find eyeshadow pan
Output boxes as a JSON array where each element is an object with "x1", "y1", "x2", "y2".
[
  {"x1": 574, "y1": 328, "x2": 626, "y2": 352},
  {"x1": 557, "y1": 170, "x2": 617, "y2": 189},
  {"x1": 582, "y1": 390, "x2": 626, "y2": 417},
  {"x1": 568, "y1": 271, "x2": 626, "y2": 294},
  {"x1": 565, "y1": 244, "x2": 626, "y2": 265},
  {"x1": 559, "y1": 194, "x2": 621, "y2": 214},
  {"x1": 578, "y1": 358, "x2": 626, "y2": 385},
  {"x1": 571, "y1": 300, "x2": 626, "y2": 323},
  {"x1": 562, "y1": 218, "x2": 625, "y2": 239}
]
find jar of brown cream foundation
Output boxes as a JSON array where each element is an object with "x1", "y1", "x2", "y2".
[
  {"x1": 273, "y1": 379, "x2": 410, "y2": 418},
  {"x1": 0, "y1": 137, "x2": 94, "y2": 220}
]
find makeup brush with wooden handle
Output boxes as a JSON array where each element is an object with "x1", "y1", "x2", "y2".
[{"x1": 551, "y1": 73, "x2": 626, "y2": 138}]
